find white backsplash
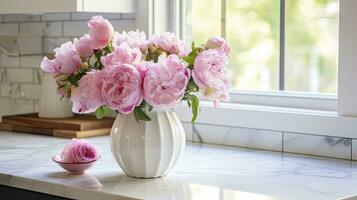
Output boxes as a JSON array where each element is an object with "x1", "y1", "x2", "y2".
[
  {"x1": 0, "y1": 13, "x2": 136, "y2": 118},
  {"x1": 182, "y1": 122, "x2": 357, "y2": 161}
]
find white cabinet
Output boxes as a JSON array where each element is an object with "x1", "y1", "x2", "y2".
[{"x1": 0, "y1": 0, "x2": 135, "y2": 14}]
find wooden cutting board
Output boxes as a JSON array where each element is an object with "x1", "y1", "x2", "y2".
[
  {"x1": 1, "y1": 113, "x2": 114, "y2": 131},
  {"x1": 0, "y1": 113, "x2": 114, "y2": 138}
]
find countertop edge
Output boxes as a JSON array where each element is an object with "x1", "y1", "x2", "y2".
[{"x1": 0, "y1": 172, "x2": 137, "y2": 200}]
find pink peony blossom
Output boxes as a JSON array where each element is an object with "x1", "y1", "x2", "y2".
[
  {"x1": 87, "y1": 15, "x2": 114, "y2": 50},
  {"x1": 192, "y1": 49, "x2": 230, "y2": 103},
  {"x1": 40, "y1": 57, "x2": 60, "y2": 74},
  {"x1": 101, "y1": 64, "x2": 143, "y2": 114},
  {"x1": 134, "y1": 61, "x2": 149, "y2": 78},
  {"x1": 101, "y1": 43, "x2": 142, "y2": 67},
  {"x1": 149, "y1": 32, "x2": 189, "y2": 57},
  {"x1": 206, "y1": 36, "x2": 230, "y2": 56},
  {"x1": 74, "y1": 34, "x2": 94, "y2": 58},
  {"x1": 143, "y1": 55, "x2": 190, "y2": 109},
  {"x1": 113, "y1": 30, "x2": 148, "y2": 50},
  {"x1": 40, "y1": 41, "x2": 82, "y2": 76},
  {"x1": 60, "y1": 138, "x2": 100, "y2": 163},
  {"x1": 71, "y1": 70, "x2": 107, "y2": 113}
]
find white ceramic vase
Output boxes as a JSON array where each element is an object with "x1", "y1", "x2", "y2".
[{"x1": 110, "y1": 110, "x2": 185, "y2": 178}]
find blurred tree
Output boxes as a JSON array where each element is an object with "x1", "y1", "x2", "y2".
[{"x1": 188, "y1": 0, "x2": 338, "y2": 93}]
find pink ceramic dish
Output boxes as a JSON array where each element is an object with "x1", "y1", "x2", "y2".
[{"x1": 52, "y1": 155, "x2": 99, "y2": 173}]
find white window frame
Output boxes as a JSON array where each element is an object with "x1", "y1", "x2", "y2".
[
  {"x1": 136, "y1": 0, "x2": 357, "y2": 139},
  {"x1": 171, "y1": 0, "x2": 338, "y2": 110}
]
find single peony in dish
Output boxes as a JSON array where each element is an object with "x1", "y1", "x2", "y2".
[{"x1": 60, "y1": 139, "x2": 100, "y2": 163}]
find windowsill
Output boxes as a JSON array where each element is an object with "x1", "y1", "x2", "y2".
[
  {"x1": 176, "y1": 101, "x2": 357, "y2": 139},
  {"x1": 228, "y1": 90, "x2": 337, "y2": 111}
]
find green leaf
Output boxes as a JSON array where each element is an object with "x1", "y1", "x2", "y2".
[
  {"x1": 190, "y1": 95, "x2": 199, "y2": 123},
  {"x1": 186, "y1": 79, "x2": 199, "y2": 92},
  {"x1": 133, "y1": 107, "x2": 152, "y2": 122},
  {"x1": 68, "y1": 76, "x2": 78, "y2": 87},
  {"x1": 187, "y1": 99, "x2": 191, "y2": 108},
  {"x1": 182, "y1": 42, "x2": 199, "y2": 67},
  {"x1": 103, "y1": 43, "x2": 114, "y2": 53},
  {"x1": 95, "y1": 106, "x2": 111, "y2": 119},
  {"x1": 183, "y1": 94, "x2": 200, "y2": 123},
  {"x1": 182, "y1": 55, "x2": 195, "y2": 66},
  {"x1": 74, "y1": 70, "x2": 87, "y2": 81}
]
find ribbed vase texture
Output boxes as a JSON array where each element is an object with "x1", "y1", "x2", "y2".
[{"x1": 110, "y1": 110, "x2": 185, "y2": 178}]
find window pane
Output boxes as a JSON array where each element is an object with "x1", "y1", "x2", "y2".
[
  {"x1": 227, "y1": 0, "x2": 280, "y2": 91},
  {"x1": 185, "y1": 0, "x2": 221, "y2": 44},
  {"x1": 186, "y1": 0, "x2": 280, "y2": 91},
  {"x1": 285, "y1": 0, "x2": 339, "y2": 93}
]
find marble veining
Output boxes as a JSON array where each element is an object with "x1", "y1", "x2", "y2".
[
  {"x1": 187, "y1": 122, "x2": 355, "y2": 160},
  {"x1": 193, "y1": 124, "x2": 283, "y2": 151},
  {"x1": 1, "y1": 131, "x2": 357, "y2": 200},
  {"x1": 283, "y1": 132, "x2": 352, "y2": 160},
  {"x1": 1, "y1": 82, "x2": 21, "y2": 98},
  {"x1": 0, "y1": 67, "x2": 7, "y2": 82},
  {"x1": 325, "y1": 137, "x2": 352, "y2": 146}
]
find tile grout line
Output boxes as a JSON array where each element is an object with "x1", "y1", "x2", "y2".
[
  {"x1": 351, "y1": 139, "x2": 353, "y2": 161},
  {"x1": 282, "y1": 132, "x2": 285, "y2": 152},
  {"x1": 17, "y1": 23, "x2": 20, "y2": 35},
  {"x1": 61, "y1": 21, "x2": 64, "y2": 37}
]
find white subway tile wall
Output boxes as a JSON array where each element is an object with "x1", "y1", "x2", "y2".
[
  {"x1": 17, "y1": 36, "x2": 42, "y2": 54},
  {"x1": 20, "y1": 56, "x2": 43, "y2": 68},
  {"x1": 5, "y1": 68, "x2": 34, "y2": 83},
  {"x1": 43, "y1": 22, "x2": 62, "y2": 37},
  {"x1": 0, "y1": 83, "x2": 21, "y2": 98},
  {"x1": 40, "y1": 13, "x2": 70, "y2": 21},
  {"x1": 42, "y1": 37, "x2": 71, "y2": 54},
  {"x1": 62, "y1": 21, "x2": 89, "y2": 36},
  {"x1": 0, "y1": 13, "x2": 136, "y2": 117},
  {"x1": 1, "y1": 55, "x2": 20, "y2": 67},
  {"x1": 0, "y1": 23, "x2": 19, "y2": 35},
  {"x1": 20, "y1": 22, "x2": 47, "y2": 36},
  {"x1": 4, "y1": 14, "x2": 40, "y2": 22}
]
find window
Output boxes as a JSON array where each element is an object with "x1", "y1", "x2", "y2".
[
  {"x1": 141, "y1": 0, "x2": 357, "y2": 136},
  {"x1": 184, "y1": 0, "x2": 339, "y2": 94}
]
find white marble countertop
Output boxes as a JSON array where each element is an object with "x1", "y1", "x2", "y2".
[{"x1": 1, "y1": 131, "x2": 357, "y2": 200}]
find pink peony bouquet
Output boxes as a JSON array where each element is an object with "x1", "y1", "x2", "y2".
[{"x1": 41, "y1": 16, "x2": 231, "y2": 122}]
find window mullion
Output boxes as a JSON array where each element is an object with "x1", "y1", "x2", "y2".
[
  {"x1": 338, "y1": 0, "x2": 357, "y2": 116},
  {"x1": 279, "y1": 0, "x2": 286, "y2": 91},
  {"x1": 221, "y1": 0, "x2": 226, "y2": 38}
]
